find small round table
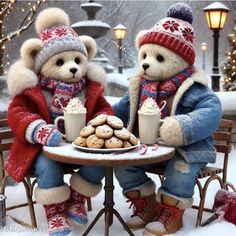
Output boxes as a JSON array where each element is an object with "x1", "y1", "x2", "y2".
[{"x1": 43, "y1": 143, "x2": 175, "y2": 236}]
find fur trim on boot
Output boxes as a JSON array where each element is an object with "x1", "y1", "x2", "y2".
[
  {"x1": 34, "y1": 184, "x2": 70, "y2": 205},
  {"x1": 70, "y1": 173, "x2": 102, "y2": 197},
  {"x1": 123, "y1": 180, "x2": 156, "y2": 198},
  {"x1": 156, "y1": 187, "x2": 193, "y2": 210}
]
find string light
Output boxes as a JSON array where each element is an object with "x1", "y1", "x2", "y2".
[
  {"x1": 0, "y1": 0, "x2": 45, "y2": 71},
  {"x1": 112, "y1": 40, "x2": 126, "y2": 51}
]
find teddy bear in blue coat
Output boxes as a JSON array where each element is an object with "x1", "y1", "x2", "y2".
[{"x1": 113, "y1": 3, "x2": 222, "y2": 236}]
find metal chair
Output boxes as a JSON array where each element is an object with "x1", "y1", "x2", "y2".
[
  {"x1": 0, "y1": 118, "x2": 92, "y2": 228},
  {"x1": 147, "y1": 119, "x2": 233, "y2": 226}
]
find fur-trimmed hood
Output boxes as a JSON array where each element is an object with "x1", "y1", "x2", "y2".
[
  {"x1": 127, "y1": 68, "x2": 208, "y2": 131},
  {"x1": 7, "y1": 60, "x2": 107, "y2": 97}
]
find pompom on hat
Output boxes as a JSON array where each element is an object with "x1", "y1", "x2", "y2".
[
  {"x1": 34, "y1": 8, "x2": 88, "y2": 74},
  {"x1": 138, "y1": 3, "x2": 195, "y2": 65}
]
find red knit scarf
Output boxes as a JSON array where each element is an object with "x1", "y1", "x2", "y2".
[
  {"x1": 39, "y1": 74, "x2": 86, "y2": 120},
  {"x1": 140, "y1": 66, "x2": 195, "y2": 118}
]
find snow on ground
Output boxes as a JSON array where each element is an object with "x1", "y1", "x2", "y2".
[{"x1": 1, "y1": 138, "x2": 236, "y2": 235}]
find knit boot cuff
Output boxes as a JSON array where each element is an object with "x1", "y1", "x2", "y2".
[
  {"x1": 34, "y1": 184, "x2": 70, "y2": 205},
  {"x1": 157, "y1": 187, "x2": 193, "y2": 210},
  {"x1": 123, "y1": 180, "x2": 156, "y2": 198},
  {"x1": 70, "y1": 173, "x2": 102, "y2": 197}
]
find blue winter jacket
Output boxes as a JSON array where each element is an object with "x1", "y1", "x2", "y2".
[{"x1": 113, "y1": 71, "x2": 222, "y2": 164}]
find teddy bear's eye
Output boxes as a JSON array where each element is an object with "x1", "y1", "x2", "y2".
[
  {"x1": 143, "y1": 53, "x2": 147, "y2": 59},
  {"x1": 75, "y1": 58, "x2": 80, "y2": 64},
  {"x1": 56, "y1": 59, "x2": 64, "y2": 66},
  {"x1": 157, "y1": 55, "x2": 165, "y2": 62}
]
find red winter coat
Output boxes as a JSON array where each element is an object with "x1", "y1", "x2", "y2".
[{"x1": 5, "y1": 80, "x2": 113, "y2": 182}]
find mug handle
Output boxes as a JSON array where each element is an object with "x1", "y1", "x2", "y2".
[{"x1": 54, "y1": 116, "x2": 66, "y2": 138}]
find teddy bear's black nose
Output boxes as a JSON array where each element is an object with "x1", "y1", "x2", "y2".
[
  {"x1": 70, "y1": 68, "x2": 77, "y2": 74},
  {"x1": 142, "y1": 63, "x2": 150, "y2": 71}
]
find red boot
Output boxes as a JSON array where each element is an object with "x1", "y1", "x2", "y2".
[
  {"x1": 34, "y1": 184, "x2": 71, "y2": 236},
  {"x1": 44, "y1": 200, "x2": 71, "y2": 236},
  {"x1": 68, "y1": 187, "x2": 88, "y2": 225},
  {"x1": 69, "y1": 173, "x2": 102, "y2": 225}
]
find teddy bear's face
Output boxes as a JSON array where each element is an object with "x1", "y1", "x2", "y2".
[
  {"x1": 41, "y1": 51, "x2": 88, "y2": 82},
  {"x1": 138, "y1": 44, "x2": 188, "y2": 81}
]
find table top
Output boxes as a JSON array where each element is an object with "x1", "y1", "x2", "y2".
[{"x1": 43, "y1": 142, "x2": 175, "y2": 166}]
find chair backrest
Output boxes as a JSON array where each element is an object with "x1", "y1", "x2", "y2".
[
  {"x1": 0, "y1": 118, "x2": 14, "y2": 182},
  {"x1": 213, "y1": 119, "x2": 233, "y2": 183}
]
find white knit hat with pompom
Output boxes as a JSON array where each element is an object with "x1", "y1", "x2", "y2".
[{"x1": 34, "y1": 8, "x2": 87, "y2": 74}]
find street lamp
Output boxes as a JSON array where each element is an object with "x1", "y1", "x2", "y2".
[
  {"x1": 203, "y1": 2, "x2": 229, "y2": 91},
  {"x1": 113, "y1": 24, "x2": 127, "y2": 74},
  {"x1": 200, "y1": 42, "x2": 207, "y2": 70}
]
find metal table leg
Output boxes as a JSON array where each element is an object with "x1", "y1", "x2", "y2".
[{"x1": 83, "y1": 166, "x2": 134, "y2": 236}]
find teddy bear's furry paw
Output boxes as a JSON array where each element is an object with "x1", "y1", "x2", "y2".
[{"x1": 159, "y1": 117, "x2": 184, "y2": 146}]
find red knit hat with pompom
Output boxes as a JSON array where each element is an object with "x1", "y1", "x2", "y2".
[{"x1": 138, "y1": 3, "x2": 195, "y2": 65}]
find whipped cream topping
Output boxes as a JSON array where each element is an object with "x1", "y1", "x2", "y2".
[
  {"x1": 138, "y1": 98, "x2": 160, "y2": 115},
  {"x1": 64, "y1": 98, "x2": 87, "y2": 114}
]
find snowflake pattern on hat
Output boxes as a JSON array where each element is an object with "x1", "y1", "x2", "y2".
[
  {"x1": 40, "y1": 25, "x2": 78, "y2": 44},
  {"x1": 152, "y1": 17, "x2": 195, "y2": 45}
]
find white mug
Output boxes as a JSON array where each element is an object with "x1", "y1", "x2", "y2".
[
  {"x1": 54, "y1": 111, "x2": 86, "y2": 142},
  {"x1": 138, "y1": 100, "x2": 166, "y2": 145}
]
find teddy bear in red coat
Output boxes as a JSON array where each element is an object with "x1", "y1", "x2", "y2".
[{"x1": 6, "y1": 8, "x2": 113, "y2": 236}]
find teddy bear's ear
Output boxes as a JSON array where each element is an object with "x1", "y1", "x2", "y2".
[
  {"x1": 20, "y1": 38, "x2": 43, "y2": 70},
  {"x1": 135, "y1": 30, "x2": 148, "y2": 50},
  {"x1": 79, "y1": 35, "x2": 97, "y2": 61}
]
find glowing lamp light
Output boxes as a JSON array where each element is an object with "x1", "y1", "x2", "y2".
[
  {"x1": 203, "y1": 2, "x2": 229, "y2": 30},
  {"x1": 113, "y1": 24, "x2": 127, "y2": 40},
  {"x1": 113, "y1": 24, "x2": 127, "y2": 74},
  {"x1": 203, "y1": 2, "x2": 229, "y2": 91}
]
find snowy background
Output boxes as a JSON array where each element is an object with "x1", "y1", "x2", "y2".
[{"x1": 1, "y1": 1, "x2": 236, "y2": 234}]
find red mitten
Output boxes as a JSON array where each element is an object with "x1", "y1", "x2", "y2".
[{"x1": 33, "y1": 124, "x2": 62, "y2": 146}]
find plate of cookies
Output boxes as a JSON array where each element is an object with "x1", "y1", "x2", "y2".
[{"x1": 73, "y1": 114, "x2": 139, "y2": 153}]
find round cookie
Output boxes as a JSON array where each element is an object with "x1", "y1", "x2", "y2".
[
  {"x1": 129, "y1": 132, "x2": 138, "y2": 145},
  {"x1": 96, "y1": 124, "x2": 113, "y2": 139},
  {"x1": 105, "y1": 136, "x2": 123, "y2": 149},
  {"x1": 107, "y1": 115, "x2": 123, "y2": 129},
  {"x1": 114, "y1": 128, "x2": 130, "y2": 140},
  {"x1": 80, "y1": 125, "x2": 95, "y2": 138},
  {"x1": 74, "y1": 136, "x2": 87, "y2": 147},
  {"x1": 86, "y1": 134, "x2": 104, "y2": 149},
  {"x1": 123, "y1": 141, "x2": 132, "y2": 148},
  {"x1": 90, "y1": 114, "x2": 108, "y2": 126}
]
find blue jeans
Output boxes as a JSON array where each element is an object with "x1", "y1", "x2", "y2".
[
  {"x1": 114, "y1": 153, "x2": 206, "y2": 199},
  {"x1": 33, "y1": 152, "x2": 105, "y2": 188}
]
